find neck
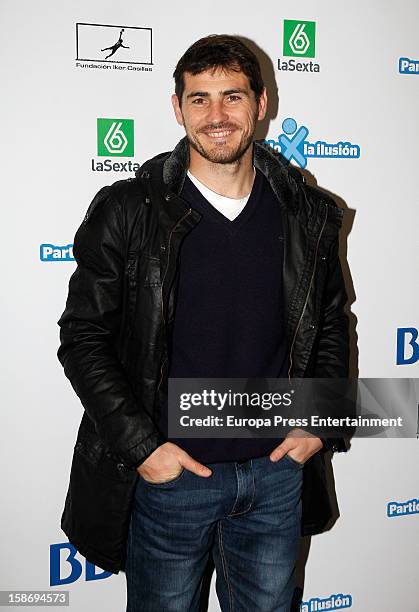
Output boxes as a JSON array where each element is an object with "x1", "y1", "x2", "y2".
[{"x1": 188, "y1": 143, "x2": 255, "y2": 198}]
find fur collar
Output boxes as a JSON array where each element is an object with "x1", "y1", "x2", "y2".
[
  {"x1": 161, "y1": 136, "x2": 302, "y2": 214},
  {"x1": 138, "y1": 135, "x2": 343, "y2": 227}
]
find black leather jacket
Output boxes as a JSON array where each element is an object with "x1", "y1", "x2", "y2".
[{"x1": 57, "y1": 136, "x2": 350, "y2": 574}]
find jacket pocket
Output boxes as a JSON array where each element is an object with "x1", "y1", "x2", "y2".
[
  {"x1": 283, "y1": 453, "x2": 305, "y2": 469},
  {"x1": 137, "y1": 467, "x2": 185, "y2": 487},
  {"x1": 142, "y1": 255, "x2": 161, "y2": 287},
  {"x1": 74, "y1": 433, "x2": 134, "y2": 483}
]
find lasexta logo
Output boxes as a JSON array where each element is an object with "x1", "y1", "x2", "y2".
[
  {"x1": 283, "y1": 20, "x2": 316, "y2": 58},
  {"x1": 97, "y1": 118, "x2": 134, "y2": 157}
]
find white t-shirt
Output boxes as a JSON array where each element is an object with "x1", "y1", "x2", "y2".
[{"x1": 186, "y1": 169, "x2": 255, "y2": 221}]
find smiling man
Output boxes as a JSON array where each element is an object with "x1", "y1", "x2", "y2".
[{"x1": 57, "y1": 34, "x2": 350, "y2": 612}]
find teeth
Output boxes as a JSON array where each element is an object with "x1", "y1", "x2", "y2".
[{"x1": 206, "y1": 130, "x2": 232, "y2": 138}]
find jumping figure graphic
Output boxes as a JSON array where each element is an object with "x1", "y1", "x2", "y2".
[{"x1": 101, "y1": 28, "x2": 129, "y2": 60}]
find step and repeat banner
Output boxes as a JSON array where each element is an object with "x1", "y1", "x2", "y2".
[{"x1": 1, "y1": 1, "x2": 418, "y2": 610}]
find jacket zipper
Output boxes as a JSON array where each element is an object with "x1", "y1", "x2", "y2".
[
  {"x1": 119, "y1": 255, "x2": 137, "y2": 363},
  {"x1": 156, "y1": 207, "x2": 193, "y2": 392},
  {"x1": 287, "y1": 207, "x2": 328, "y2": 382}
]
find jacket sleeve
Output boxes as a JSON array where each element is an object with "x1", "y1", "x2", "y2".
[
  {"x1": 314, "y1": 234, "x2": 350, "y2": 378},
  {"x1": 57, "y1": 186, "x2": 164, "y2": 469},
  {"x1": 314, "y1": 233, "x2": 354, "y2": 452}
]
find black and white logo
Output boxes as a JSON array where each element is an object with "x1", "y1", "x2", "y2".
[{"x1": 75, "y1": 22, "x2": 153, "y2": 72}]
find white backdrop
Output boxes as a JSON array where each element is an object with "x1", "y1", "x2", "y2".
[{"x1": 1, "y1": 1, "x2": 418, "y2": 610}]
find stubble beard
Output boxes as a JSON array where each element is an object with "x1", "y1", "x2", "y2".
[{"x1": 185, "y1": 117, "x2": 257, "y2": 166}]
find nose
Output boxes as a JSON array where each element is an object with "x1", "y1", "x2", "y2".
[{"x1": 206, "y1": 99, "x2": 229, "y2": 125}]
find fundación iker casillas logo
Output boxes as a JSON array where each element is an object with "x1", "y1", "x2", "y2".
[
  {"x1": 75, "y1": 22, "x2": 153, "y2": 72},
  {"x1": 92, "y1": 118, "x2": 141, "y2": 172}
]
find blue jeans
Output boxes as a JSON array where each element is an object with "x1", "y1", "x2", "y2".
[{"x1": 125, "y1": 453, "x2": 303, "y2": 612}]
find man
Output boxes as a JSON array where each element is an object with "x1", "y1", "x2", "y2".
[{"x1": 57, "y1": 35, "x2": 349, "y2": 611}]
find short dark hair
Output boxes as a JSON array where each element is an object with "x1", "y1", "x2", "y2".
[{"x1": 173, "y1": 34, "x2": 264, "y2": 106}]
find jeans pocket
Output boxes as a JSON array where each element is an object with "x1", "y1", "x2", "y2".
[
  {"x1": 138, "y1": 467, "x2": 186, "y2": 486},
  {"x1": 283, "y1": 454, "x2": 305, "y2": 469}
]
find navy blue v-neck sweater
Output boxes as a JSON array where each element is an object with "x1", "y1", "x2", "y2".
[{"x1": 156, "y1": 168, "x2": 289, "y2": 462}]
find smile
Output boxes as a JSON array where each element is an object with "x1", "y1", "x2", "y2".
[{"x1": 204, "y1": 130, "x2": 233, "y2": 138}]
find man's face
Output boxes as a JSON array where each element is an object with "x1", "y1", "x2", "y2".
[{"x1": 171, "y1": 66, "x2": 267, "y2": 165}]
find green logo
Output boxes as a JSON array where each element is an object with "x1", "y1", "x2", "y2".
[
  {"x1": 97, "y1": 118, "x2": 134, "y2": 157},
  {"x1": 283, "y1": 20, "x2": 316, "y2": 58}
]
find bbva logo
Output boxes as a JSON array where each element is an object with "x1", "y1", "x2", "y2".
[
  {"x1": 396, "y1": 328, "x2": 419, "y2": 365},
  {"x1": 50, "y1": 543, "x2": 112, "y2": 586}
]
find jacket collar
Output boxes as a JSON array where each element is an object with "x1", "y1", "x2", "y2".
[
  {"x1": 138, "y1": 135, "x2": 343, "y2": 230},
  {"x1": 161, "y1": 136, "x2": 301, "y2": 214}
]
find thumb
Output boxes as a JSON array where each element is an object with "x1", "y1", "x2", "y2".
[
  {"x1": 180, "y1": 452, "x2": 212, "y2": 477},
  {"x1": 269, "y1": 439, "x2": 292, "y2": 462}
]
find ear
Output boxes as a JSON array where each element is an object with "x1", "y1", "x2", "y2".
[
  {"x1": 171, "y1": 94, "x2": 184, "y2": 126},
  {"x1": 257, "y1": 87, "x2": 268, "y2": 121}
]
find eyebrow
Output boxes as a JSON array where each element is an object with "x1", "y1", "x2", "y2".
[{"x1": 186, "y1": 88, "x2": 249, "y2": 99}]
